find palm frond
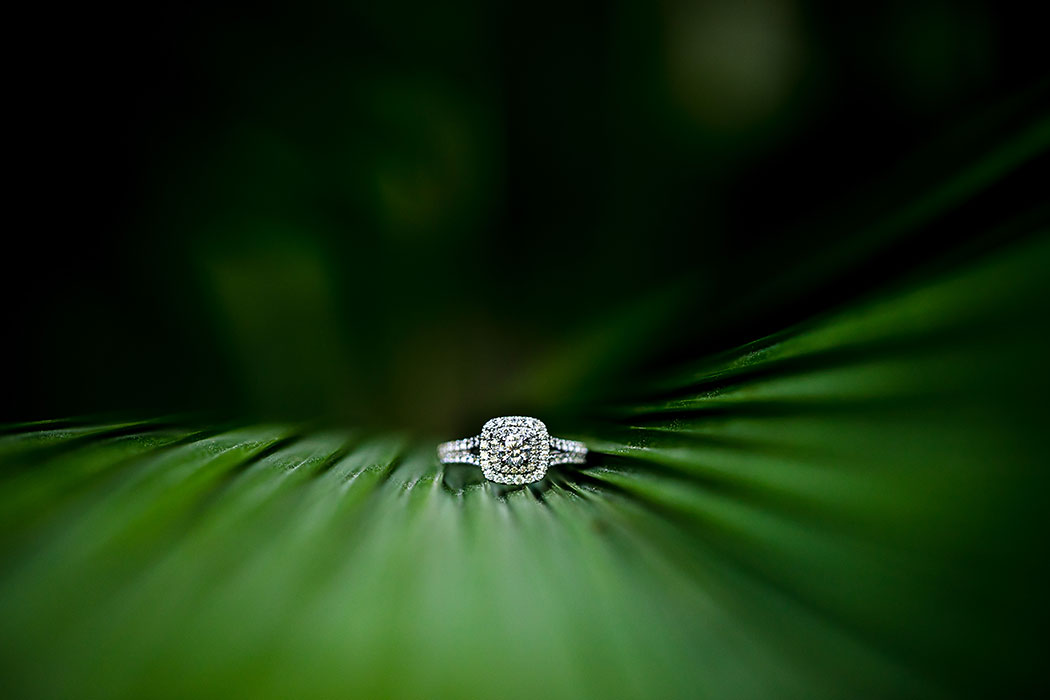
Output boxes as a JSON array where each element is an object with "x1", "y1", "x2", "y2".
[{"x1": 3, "y1": 222, "x2": 1048, "y2": 698}]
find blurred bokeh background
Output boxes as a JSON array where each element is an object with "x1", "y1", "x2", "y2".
[
  {"x1": 4, "y1": 0, "x2": 1046, "y2": 431},
  {"x1": 2, "y1": 3, "x2": 1049, "y2": 699}
]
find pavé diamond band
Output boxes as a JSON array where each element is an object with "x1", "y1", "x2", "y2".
[{"x1": 437, "y1": 416, "x2": 587, "y2": 485}]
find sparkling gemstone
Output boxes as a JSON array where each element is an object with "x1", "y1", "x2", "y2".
[{"x1": 479, "y1": 416, "x2": 550, "y2": 482}]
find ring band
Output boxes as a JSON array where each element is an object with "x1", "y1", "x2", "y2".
[{"x1": 437, "y1": 416, "x2": 587, "y2": 484}]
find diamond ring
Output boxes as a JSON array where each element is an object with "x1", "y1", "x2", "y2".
[{"x1": 437, "y1": 416, "x2": 588, "y2": 485}]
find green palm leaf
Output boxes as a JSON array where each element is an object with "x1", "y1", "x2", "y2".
[{"x1": 2, "y1": 108, "x2": 1048, "y2": 699}]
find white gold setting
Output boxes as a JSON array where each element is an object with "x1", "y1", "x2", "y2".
[{"x1": 437, "y1": 416, "x2": 588, "y2": 485}]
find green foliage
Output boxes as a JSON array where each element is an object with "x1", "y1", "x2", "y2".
[
  {"x1": 2, "y1": 226, "x2": 1048, "y2": 698},
  {"x1": 4, "y1": 5, "x2": 1047, "y2": 697}
]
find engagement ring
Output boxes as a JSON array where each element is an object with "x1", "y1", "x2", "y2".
[{"x1": 437, "y1": 416, "x2": 587, "y2": 485}]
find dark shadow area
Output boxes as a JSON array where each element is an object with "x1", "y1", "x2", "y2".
[
  {"x1": 3, "y1": 1, "x2": 1047, "y2": 432},
  {"x1": 440, "y1": 463, "x2": 487, "y2": 494}
]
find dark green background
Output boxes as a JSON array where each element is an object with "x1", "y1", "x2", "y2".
[
  {"x1": 2, "y1": 3, "x2": 1050, "y2": 699},
  {"x1": 5, "y1": 1, "x2": 1046, "y2": 430}
]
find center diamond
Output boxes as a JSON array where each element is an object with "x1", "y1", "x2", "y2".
[
  {"x1": 502, "y1": 433, "x2": 528, "y2": 466},
  {"x1": 479, "y1": 416, "x2": 550, "y2": 484}
]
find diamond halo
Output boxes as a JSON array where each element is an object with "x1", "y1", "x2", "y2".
[
  {"x1": 480, "y1": 416, "x2": 550, "y2": 484},
  {"x1": 437, "y1": 416, "x2": 586, "y2": 485}
]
